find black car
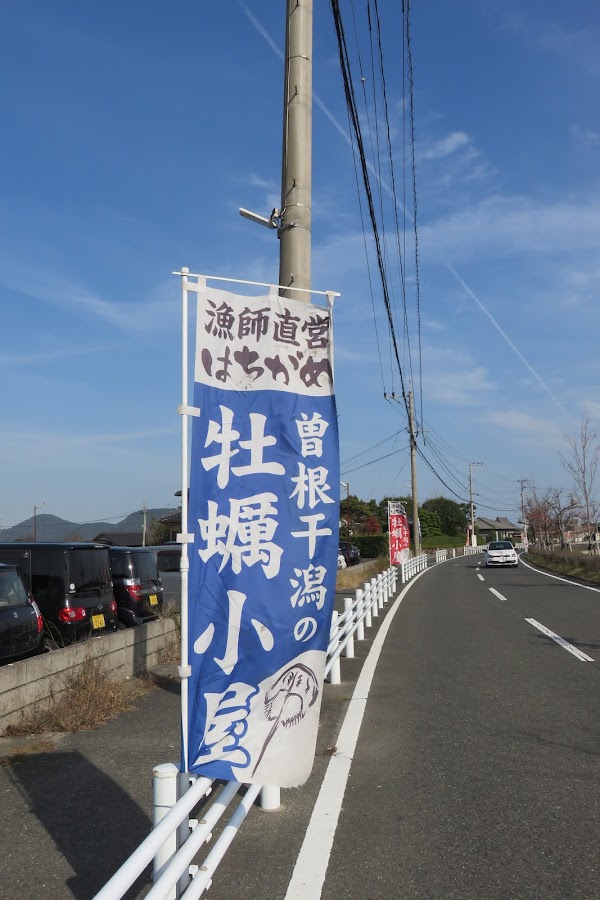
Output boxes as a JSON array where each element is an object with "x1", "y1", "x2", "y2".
[
  {"x1": 339, "y1": 542, "x2": 361, "y2": 566},
  {"x1": 0, "y1": 563, "x2": 44, "y2": 663},
  {"x1": 0, "y1": 543, "x2": 118, "y2": 648},
  {"x1": 108, "y1": 547, "x2": 163, "y2": 627}
]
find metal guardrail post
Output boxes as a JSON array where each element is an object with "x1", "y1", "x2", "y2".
[
  {"x1": 343, "y1": 598, "x2": 355, "y2": 658},
  {"x1": 328, "y1": 611, "x2": 341, "y2": 684},
  {"x1": 370, "y1": 577, "x2": 379, "y2": 616},
  {"x1": 363, "y1": 581, "x2": 372, "y2": 628},
  {"x1": 375, "y1": 573, "x2": 382, "y2": 612},
  {"x1": 260, "y1": 786, "x2": 281, "y2": 811},
  {"x1": 355, "y1": 588, "x2": 365, "y2": 641},
  {"x1": 153, "y1": 763, "x2": 180, "y2": 898},
  {"x1": 176, "y1": 771, "x2": 192, "y2": 898}
]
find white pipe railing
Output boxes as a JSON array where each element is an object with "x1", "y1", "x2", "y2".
[
  {"x1": 463, "y1": 545, "x2": 484, "y2": 555},
  {"x1": 435, "y1": 549, "x2": 448, "y2": 563},
  {"x1": 400, "y1": 553, "x2": 428, "y2": 583},
  {"x1": 93, "y1": 565, "x2": 415, "y2": 900},
  {"x1": 325, "y1": 566, "x2": 398, "y2": 684}
]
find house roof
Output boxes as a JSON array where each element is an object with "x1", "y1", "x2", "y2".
[
  {"x1": 475, "y1": 516, "x2": 521, "y2": 532},
  {"x1": 93, "y1": 531, "x2": 144, "y2": 546}
]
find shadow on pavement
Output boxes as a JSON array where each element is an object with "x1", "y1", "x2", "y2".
[{"x1": 8, "y1": 750, "x2": 151, "y2": 899}]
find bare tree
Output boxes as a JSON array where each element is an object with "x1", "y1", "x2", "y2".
[
  {"x1": 523, "y1": 487, "x2": 553, "y2": 548},
  {"x1": 561, "y1": 410, "x2": 600, "y2": 553},
  {"x1": 546, "y1": 488, "x2": 580, "y2": 552}
]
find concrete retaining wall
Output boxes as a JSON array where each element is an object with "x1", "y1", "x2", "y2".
[{"x1": 0, "y1": 618, "x2": 178, "y2": 734}]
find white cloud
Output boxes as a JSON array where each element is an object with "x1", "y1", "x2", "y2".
[
  {"x1": 420, "y1": 193, "x2": 600, "y2": 264},
  {"x1": 425, "y1": 320, "x2": 446, "y2": 332},
  {"x1": 0, "y1": 343, "x2": 123, "y2": 367},
  {"x1": 421, "y1": 131, "x2": 471, "y2": 160},
  {"x1": 482, "y1": 410, "x2": 563, "y2": 443},
  {"x1": 421, "y1": 345, "x2": 495, "y2": 407},
  {"x1": 247, "y1": 174, "x2": 277, "y2": 191},
  {"x1": 0, "y1": 258, "x2": 177, "y2": 336},
  {"x1": 569, "y1": 123, "x2": 600, "y2": 148}
]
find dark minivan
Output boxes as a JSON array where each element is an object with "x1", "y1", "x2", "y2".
[
  {"x1": 0, "y1": 543, "x2": 118, "y2": 648},
  {"x1": 107, "y1": 547, "x2": 163, "y2": 627},
  {"x1": 0, "y1": 563, "x2": 44, "y2": 663}
]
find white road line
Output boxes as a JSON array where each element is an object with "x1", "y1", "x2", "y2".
[
  {"x1": 525, "y1": 618, "x2": 594, "y2": 662},
  {"x1": 477, "y1": 573, "x2": 485, "y2": 581},
  {"x1": 489, "y1": 587, "x2": 507, "y2": 602},
  {"x1": 283, "y1": 568, "x2": 429, "y2": 900}
]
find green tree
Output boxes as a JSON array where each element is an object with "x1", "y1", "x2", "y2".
[
  {"x1": 146, "y1": 518, "x2": 171, "y2": 546},
  {"x1": 418, "y1": 507, "x2": 442, "y2": 538},
  {"x1": 421, "y1": 496, "x2": 468, "y2": 536}
]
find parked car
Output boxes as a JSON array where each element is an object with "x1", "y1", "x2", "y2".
[
  {"x1": 339, "y1": 542, "x2": 361, "y2": 566},
  {"x1": 484, "y1": 540, "x2": 519, "y2": 567},
  {"x1": 107, "y1": 547, "x2": 163, "y2": 626},
  {"x1": 0, "y1": 543, "x2": 118, "y2": 648},
  {"x1": 0, "y1": 563, "x2": 44, "y2": 663},
  {"x1": 148, "y1": 544, "x2": 181, "y2": 608}
]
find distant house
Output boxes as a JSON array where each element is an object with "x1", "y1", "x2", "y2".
[
  {"x1": 93, "y1": 531, "x2": 144, "y2": 547},
  {"x1": 159, "y1": 511, "x2": 181, "y2": 542},
  {"x1": 474, "y1": 517, "x2": 521, "y2": 542}
]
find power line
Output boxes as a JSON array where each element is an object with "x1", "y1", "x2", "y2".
[
  {"x1": 341, "y1": 445, "x2": 410, "y2": 476},
  {"x1": 330, "y1": 0, "x2": 410, "y2": 417},
  {"x1": 341, "y1": 428, "x2": 406, "y2": 466}
]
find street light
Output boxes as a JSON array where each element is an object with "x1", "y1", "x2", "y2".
[{"x1": 33, "y1": 502, "x2": 45, "y2": 542}]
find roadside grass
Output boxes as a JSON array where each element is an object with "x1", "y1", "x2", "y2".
[
  {"x1": 4, "y1": 657, "x2": 153, "y2": 738},
  {"x1": 336, "y1": 556, "x2": 390, "y2": 591},
  {"x1": 525, "y1": 548, "x2": 600, "y2": 585}
]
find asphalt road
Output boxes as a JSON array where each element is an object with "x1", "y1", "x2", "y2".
[
  {"x1": 322, "y1": 554, "x2": 600, "y2": 900},
  {"x1": 1, "y1": 554, "x2": 599, "y2": 899}
]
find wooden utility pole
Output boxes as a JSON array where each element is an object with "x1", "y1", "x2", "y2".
[
  {"x1": 408, "y1": 391, "x2": 420, "y2": 556},
  {"x1": 279, "y1": 0, "x2": 313, "y2": 301}
]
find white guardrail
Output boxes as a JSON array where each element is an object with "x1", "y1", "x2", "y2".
[
  {"x1": 93, "y1": 566, "x2": 404, "y2": 900},
  {"x1": 463, "y1": 544, "x2": 484, "y2": 555},
  {"x1": 400, "y1": 552, "x2": 428, "y2": 582}
]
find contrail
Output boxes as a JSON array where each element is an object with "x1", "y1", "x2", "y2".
[
  {"x1": 446, "y1": 265, "x2": 569, "y2": 415},
  {"x1": 239, "y1": 3, "x2": 568, "y2": 417}
]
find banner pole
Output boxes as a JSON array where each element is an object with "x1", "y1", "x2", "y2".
[{"x1": 180, "y1": 266, "x2": 190, "y2": 775}]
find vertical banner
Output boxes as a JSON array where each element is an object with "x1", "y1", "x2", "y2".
[
  {"x1": 187, "y1": 285, "x2": 339, "y2": 787},
  {"x1": 388, "y1": 501, "x2": 410, "y2": 565}
]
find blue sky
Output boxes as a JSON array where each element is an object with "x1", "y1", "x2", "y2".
[{"x1": 2, "y1": 0, "x2": 600, "y2": 528}]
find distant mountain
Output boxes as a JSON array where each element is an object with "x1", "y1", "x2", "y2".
[{"x1": 1, "y1": 509, "x2": 177, "y2": 543}]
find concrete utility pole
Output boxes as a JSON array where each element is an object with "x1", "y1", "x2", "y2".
[
  {"x1": 33, "y1": 502, "x2": 45, "y2": 543},
  {"x1": 517, "y1": 478, "x2": 527, "y2": 538},
  {"x1": 469, "y1": 463, "x2": 483, "y2": 547},
  {"x1": 142, "y1": 500, "x2": 147, "y2": 547},
  {"x1": 279, "y1": 0, "x2": 313, "y2": 302},
  {"x1": 408, "y1": 391, "x2": 421, "y2": 556}
]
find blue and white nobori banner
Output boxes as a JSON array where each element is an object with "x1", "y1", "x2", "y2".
[{"x1": 187, "y1": 284, "x2": 339, "y2": 788}]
